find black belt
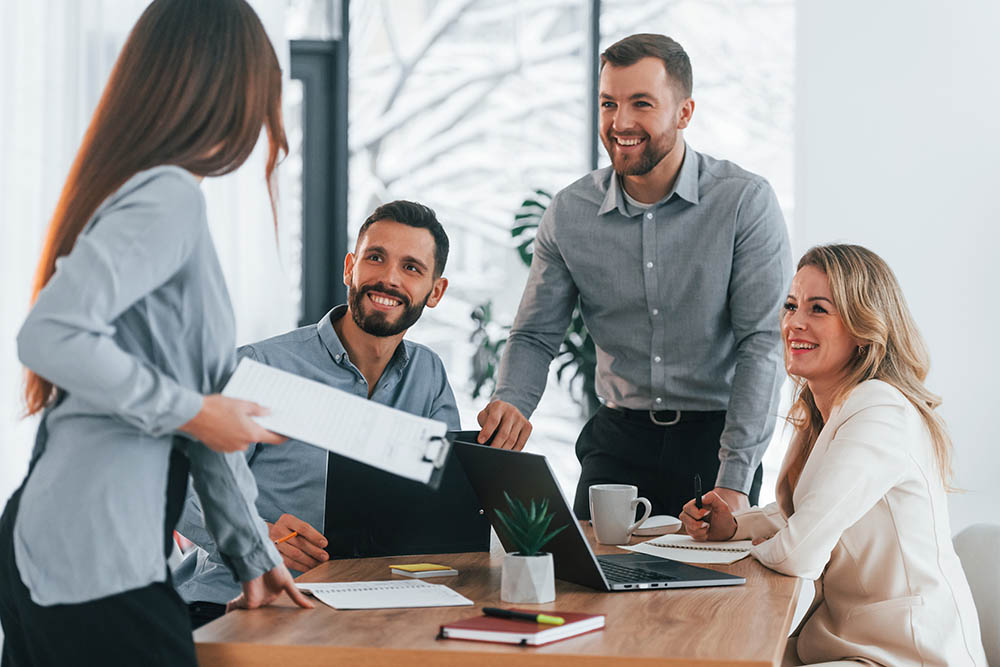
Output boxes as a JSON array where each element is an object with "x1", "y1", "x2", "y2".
[{"x1": 602, "y1": 402, "x2": 726, "y2": 426}]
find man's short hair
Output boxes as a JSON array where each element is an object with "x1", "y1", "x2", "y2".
[
  {"x1": 600, "y1": 33, "x2": 693, "y2": 99},
  {"x1": 356, "y1": 200, "x2": 450, "y2": 277}
]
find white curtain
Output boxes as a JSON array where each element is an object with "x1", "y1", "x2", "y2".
[{"x1": 0, "y1": 0, "x2": 297, "y2": 509}]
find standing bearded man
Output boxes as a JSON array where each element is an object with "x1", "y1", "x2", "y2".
[{"x1": 477, "y1": 33, "x2": 792, "y2": 520}]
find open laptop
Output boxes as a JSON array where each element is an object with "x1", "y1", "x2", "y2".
[{"x1": 450, "y1": 436, "x2": 745, "y2": 591}]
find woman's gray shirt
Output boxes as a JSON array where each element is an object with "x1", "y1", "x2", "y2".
[{"x1": 14, "y1": 166, "x2": 280, "y2": 605}]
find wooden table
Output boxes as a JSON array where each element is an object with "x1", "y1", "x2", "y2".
[{"x1": 195, "y1": 525, "x2": 800, "y2": 666}]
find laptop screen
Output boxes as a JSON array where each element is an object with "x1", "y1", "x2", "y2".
[
  {"x1": 451, "y1": 440, "x2": 610, "y2": 590},
  {"x1": 323, "y1": 434, "x2": 490, "y2": 559}
]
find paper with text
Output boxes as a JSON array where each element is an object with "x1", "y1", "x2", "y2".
[
  {"x1": 222, "y1": 358, "x2": 447, "y2": 484},
  {"x1": 296, "y1": 580, "x2": 474, "y2": 609},
  {"x1": 621, "y1": 534, "x2": 753, "y2": 564}
]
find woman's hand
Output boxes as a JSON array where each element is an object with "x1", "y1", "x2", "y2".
[
  {"x1": 226, "y1": 563, "x2": 314, "y2": 612},
  {"x1": 680, "y1": 491, "x2": 738, "y2": 542},
  {"x1": 180, "y1": 394, "x2": 287, "y2": 453}
]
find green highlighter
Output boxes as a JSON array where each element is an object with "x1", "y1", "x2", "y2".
[{"x1": 482, "y1": 607, "x2": 565, "y2": 626}]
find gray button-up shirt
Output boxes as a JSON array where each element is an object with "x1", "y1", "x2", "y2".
[
  {"x1": 14, "y1": 166, "x2": 280, "y2": 605},
  {"x1": 495, "y1": 145, "x2": 791, "y2": 493},
  {"x1": 174, "y1": 305, "x2": 461, "y2": 604}
]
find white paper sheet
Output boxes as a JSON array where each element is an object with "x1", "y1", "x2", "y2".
[
  {"x1": 222, "y1": 358, "x2": 448, "y2": 484},
  {"x1": 296, "y1": 580, "x2": 474, "y2": 609},
  {"x1": 621, "y1": 534, "x2": 753, "y2": 564}
]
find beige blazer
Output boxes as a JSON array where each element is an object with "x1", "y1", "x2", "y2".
[{"x1": 734, "y1": 380, "x2": 986, "y2": 666}]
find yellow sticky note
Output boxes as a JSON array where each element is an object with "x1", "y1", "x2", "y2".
[{"x1": 390, "y1": 563, "x2": 451, "y2": 572}]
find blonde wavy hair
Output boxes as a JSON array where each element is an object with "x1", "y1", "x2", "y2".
[{"x1": 785, "y1": 244, "x2": 953, "y2": 487}]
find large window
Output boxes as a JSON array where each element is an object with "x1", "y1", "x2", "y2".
[{"x1": 287, "y1": 0, "x2": 796, "y2": 498}]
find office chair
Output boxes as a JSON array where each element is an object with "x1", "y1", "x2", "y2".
[{"x1": 954, "y1": 523, "x2": 1000, "y2": 666}]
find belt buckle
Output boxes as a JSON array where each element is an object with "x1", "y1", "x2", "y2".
[{"x1": 649, "y1": 409, "x2": 681, "y2": 426}]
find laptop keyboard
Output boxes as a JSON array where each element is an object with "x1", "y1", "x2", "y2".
[{"x1": 598, "y1": 558, "x2": 677, "y2": 583}]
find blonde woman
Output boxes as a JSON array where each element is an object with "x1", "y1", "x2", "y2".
[{"x1": 681, "y1": 245, "x2": 986, "y2": 666}]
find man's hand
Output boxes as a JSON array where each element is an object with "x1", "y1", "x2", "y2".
[
  {"x1": 476, "y1": 400, "x2": 531, "y2": 451},
  {"x1": 226, "y1": 563, "x2": 314, "y2": 612},
  {"x1": 680, "y1": 491, "x2": 738, "y2": 542},
  {"x1": 180, "y1": 395, "x2": 287, "y2": 453},
  {"x1": 267, "y1": 514, "x2": 329, "y2": 573}
]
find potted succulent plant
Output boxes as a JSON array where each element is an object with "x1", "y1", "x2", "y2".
[{"x1": 495, "y1": 491, "x2": 567, "y2": 604}]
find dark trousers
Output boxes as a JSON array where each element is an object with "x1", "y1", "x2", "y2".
[
  {"x1": 0, "y1": 449, "x2": 196, "y2": 667},
  {"x1": 572, "y1": 406, "x2": 762, "y2": 520}
]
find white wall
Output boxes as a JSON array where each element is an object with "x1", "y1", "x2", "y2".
[{"x1": 796, "y1": 0, "x2": 1000, "y2": 533}]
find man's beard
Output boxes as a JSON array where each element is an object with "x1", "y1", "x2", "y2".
[
  {"x1": 349, "y1": 281, "x2": 430, "y2": 337},
  {"x1": 605, "y1": 131, "x2": 674, "y2": 176}
]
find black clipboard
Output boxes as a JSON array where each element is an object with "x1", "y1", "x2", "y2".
[{"x1": 420, "y1": 434, "x2": 451, "y2": 492}]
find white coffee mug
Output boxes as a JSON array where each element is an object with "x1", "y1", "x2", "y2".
[{"x1": 589, "y1": 484, "x2": 652, "y2": 545}]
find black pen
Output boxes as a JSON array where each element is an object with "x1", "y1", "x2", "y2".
[
  {"x1": 482, "y1": 607, "x2": 564, "y2": 626},
  {"x1": 694, "y1": 474, "x2": 710, "y2": 522}
]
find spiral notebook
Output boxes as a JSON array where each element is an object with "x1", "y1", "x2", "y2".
[
  {"x1": 296, "y1": 580, "x2": 473, "y2": 609},
  {"x1": 621, "y1": 535, "x2": 753, "y2": 564}
]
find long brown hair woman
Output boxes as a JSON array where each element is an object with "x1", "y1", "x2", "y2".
[{"x1": 0, "y1": 1, "x2": 312, "y2": 664}]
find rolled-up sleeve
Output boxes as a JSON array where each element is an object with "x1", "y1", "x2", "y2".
[
  {"x1": 716, "y1": 180, "x2": 791, "y2": 493},
  {"x1": 184, "y1": 440, "x2": 281, "y2": 581},
  {"x1": 17, "y1": 172, "x2": 205, "y2": 436}
]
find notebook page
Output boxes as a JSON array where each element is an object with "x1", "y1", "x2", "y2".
[
  {"x1": 222, "y1": 358, "x2": 447, "y2": 484},
  {"x1": 645, "y1": 535, "x2": 753, "y2": 552},
  {"x1": 620, "y1": 535, "x2": 753, "y2": 564},
  {"x1": 296, "y1": 580, "x2": 474, "y2": 609}
]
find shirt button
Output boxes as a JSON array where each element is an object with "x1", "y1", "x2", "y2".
[
  {"x1": 655, "y1": 397, "x2": 663, "y2": 404},
  {"x1": 651, "y1": 308, "x2": 659, "y2": 316},
  {"x1": 645, "y1": 212, "x2": 653, "y2": 220},
  {"x1": 646, "y1": 261, "x2": 654, "y2": 269},
  {"x1": 654, "y1": 356, "x2": 662, "y2": 363}
]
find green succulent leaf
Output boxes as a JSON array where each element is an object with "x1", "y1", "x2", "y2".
[{"x1": 497, "y1": 491, "x2": 568, "y2": 556}]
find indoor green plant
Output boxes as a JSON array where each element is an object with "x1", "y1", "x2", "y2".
[{"x1": 495, "y1": 491, "x2": 567, "y2": 603}]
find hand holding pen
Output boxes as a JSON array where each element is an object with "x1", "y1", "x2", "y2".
[
  {"x1": 694, "y1": 474, "x2": 710, "y2": 522},
  {"x1": 267, "y1": 513, "x2": 329, "y2": 572},
  {"x1": 680, "y1": 478, "x2": 738, "y2": 542}
]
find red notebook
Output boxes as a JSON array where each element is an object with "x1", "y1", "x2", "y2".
[{"x1": 438, "y1": 610, "x2": 605, "y2": 646}]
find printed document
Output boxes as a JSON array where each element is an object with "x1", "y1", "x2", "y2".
[
  {"x1": 222, "y1": 358, "x2": 448, "y2": 484},
  {"x1": 296, "y1": 580, "x2": 474, "y2": 610}
]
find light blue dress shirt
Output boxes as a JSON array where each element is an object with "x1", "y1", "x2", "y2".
[
  {"x1": 13, "y1": 166, "x2": 280, "y2": 605},
  {"x1": 495, "y1": 144, "x2": 792, "y2": 493},
  {"x1": 174, "y1": 305, "x2": 460, "y2": 604}
]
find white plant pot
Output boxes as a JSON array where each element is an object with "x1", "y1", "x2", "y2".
[{"x1": 501, "y1": 552, "x2": 555, "y2": 604}]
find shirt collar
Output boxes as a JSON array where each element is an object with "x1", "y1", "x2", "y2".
[
  {"x1": 317, "y1": 305, "x2": 411, "y2": 369},
  {"x1": 597, "y1": 142, "x2": 700, "y2": 217},
  {"x1": 672, "y1": 144, "x2": 700, "y2": 205}
]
